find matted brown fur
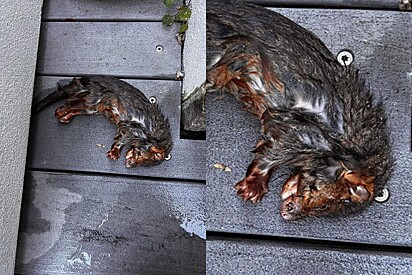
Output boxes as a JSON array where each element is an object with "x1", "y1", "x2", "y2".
[
  {"x1": 36, "y1": 76, "x2": 172, "y2": 167},
  {"x1": 207, "y1": 0, "x2": 393, "y2": 220}
]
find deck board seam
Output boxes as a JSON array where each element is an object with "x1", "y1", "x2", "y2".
[
  {"x1": 207, "y1": 231, "x2": 412, "y2": 253},
  {"x1": 26, "y1": 168, "x2": 206, "y2": 185},
  {"x1": 42, "y1": 19, "x2": 163, "y2": 23},
  {"x1": 36, "y1": 73, "x2": 179, "y2": 81}
]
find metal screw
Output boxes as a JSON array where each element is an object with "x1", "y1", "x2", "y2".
[
  {"x1": 337, "y1": 50, "x2": 354, "y2": 66},
  {"x1": 156, "y1": 45, "x2": 163, "y2": 52},
  {"x1": 165, "y1": 154, "x2": 172, "y2": 161},
  {"x1": 149, "y1": 96, "x2": 156, "y2": 104},
  {"x1": 374, "y1": 188, "x2": 390, "y2": 203}
]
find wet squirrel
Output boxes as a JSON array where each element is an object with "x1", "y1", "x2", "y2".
[
  {"x1": 35, "y1": 76, "x2": 172, "y2": 167},
  {"x1": 207, "y1": 0, "x2": 393, "y2": 220}
]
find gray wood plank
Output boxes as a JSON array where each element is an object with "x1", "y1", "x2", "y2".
[
  {"x1": 206, "y1": 9, "x2": 412, "y2": 245},
  {"x1": 27, "y1": 76, "x2": 205, "y2": 181},
  {"x1": 207, "y1": 239, "x2": 412, "y2": 275},
  {"x1": 15, "y1": 171, "x2": 205, "y2": 274},
  {"x1": 37, "y1": 22, "x2": 181, "y2": 78},
  {"x1": 43, "y1": 0, "x2": 403, "y2": 19},
  {"x1": 249, "y1": 0, "x2": 400, "y2": 9},
  {"x1": 182, "y1": 84, "x2": 206, "y2": 132},
  {"x1": 42, "y1": 0, "x2": 181, "y2": 21}
]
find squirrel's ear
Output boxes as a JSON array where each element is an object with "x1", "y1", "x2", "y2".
[
  {"x1": 344, "y1": 172, "x2": 374, "y2": 185},
  {"x1": 72, "y1": 77, "x2": 84, "y2": 88},
  {"x1": 343, "y1": 172, "x2": 374, "y2": 203}
]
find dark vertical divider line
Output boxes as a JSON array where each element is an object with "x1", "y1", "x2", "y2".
[{"x1": 207, "y1": 230, "x2": 412, "y2": 253}]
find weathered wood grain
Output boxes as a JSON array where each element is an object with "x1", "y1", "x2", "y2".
[
  {"x1": 27, "y1": 76, "x2": 205, "y2": 181},
  {"x1": 248, "y1": 0, "x2": 400, "y2": 9},
  {"x1": 206, "y1": 9, "x2": 412, "y2": 245},
  {"x1": 42, "y1": 0, "x2": 404, "y2": 20},
  {"x1": 15, "y1": 171, "x2": 205, "y2": 274},
  {"x1": 18, "y1": 1, "x2": 206, "y2": 274},
  {"x1": 36, "y1": 22, "x2": 181, "y2": 78},
  {"x1": 182, "y1": 83, "x2": 206, "y2": 132},
  {"x1": 207, "y1": 239, "x2": 412, "y2": 274},
  {"x1": 42, "y1": 0, "x2": 181, "y2": 21}
]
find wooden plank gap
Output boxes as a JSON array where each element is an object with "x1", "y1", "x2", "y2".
[
  {"x1": 42, "y1": 19, "x2": 163, "y2": 23},
  {"x1": 26, "y1": 168, "x2": 206, "y2": 186},
  {"x1": 36, "y1": 73, "x2": 179, "y2": 82}
]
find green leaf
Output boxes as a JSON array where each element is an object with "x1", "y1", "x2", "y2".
[
  {"x1": 164, "y1": 0, "x2": 174, "y2": 8},
  {"x1": 176, "y1": 6, "x2": 192, "y2": 22},
  {"x1": 179, "y1": 22, "x2": 188, "y2": 33},
  {"x1": 162, "y1": 14, "x2": 175, "y2": 26}
]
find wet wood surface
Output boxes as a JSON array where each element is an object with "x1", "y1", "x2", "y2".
[
  {"x1": 16, "y1": 0, "x2": 205, "y2": 274},
  {"x1": 16, "y1": 172, "x2": 205, "y2": 274},
  {"x1": 16, "y1": 0, "x2": 412, "y2": 273}
]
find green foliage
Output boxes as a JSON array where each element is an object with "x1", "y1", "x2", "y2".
[
  {"x1": 179, "y1": 22, "x2": 188, "y2": 33},
  {"x1": 161, "y1": 0, "x2": 192, "y2": 33},
  {"x1": 162, "y1": 14, "x2": 175, "y2": 26},
  {"x1": 176, "y1": 6, "x2": 191, "y2": 21},
  {"x1": 164, "y1": 0, "x2": 174, "y2": 7}
]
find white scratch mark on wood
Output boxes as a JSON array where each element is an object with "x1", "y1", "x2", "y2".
[{"x1": 98, "y1": 212, "x2": 109, "y2": 229}]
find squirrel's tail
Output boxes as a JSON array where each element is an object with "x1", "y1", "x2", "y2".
[{"x1": 35, "y1": 83, "x2": 69, "y2": 112}]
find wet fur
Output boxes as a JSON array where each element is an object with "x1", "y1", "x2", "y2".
[
  {"x1": 36, "y1": 76, "x2": 172, "y2": 167},
  {"x1": 207, "y1": 0, "x2": 393, "y2": 219}
]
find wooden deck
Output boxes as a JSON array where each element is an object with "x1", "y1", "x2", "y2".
[
  {"x1": 206, "y1": 2, "x2": 412, "y2": 274},
  {"x1": 15, "y1": 0, "x2": 412, "y2": 274},
  {"x1": 15, "y1": 1, "x2": 205, "y2": 274}
]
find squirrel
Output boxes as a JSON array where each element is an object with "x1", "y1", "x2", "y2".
[
  {"x1": 35, "y1": 76, "x2": 172, "y2": 167},
  {"x1": 206, "y1": 0, "x2": 393, "y2": 220}
]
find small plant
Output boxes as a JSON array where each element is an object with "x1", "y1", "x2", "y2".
[{"x1": 162, "y1": 0, "x2": 192, "y2": 33}]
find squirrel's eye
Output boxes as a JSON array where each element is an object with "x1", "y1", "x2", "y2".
[{"x1": 318, "y1": 204, "x2": 329, "y2": 210}]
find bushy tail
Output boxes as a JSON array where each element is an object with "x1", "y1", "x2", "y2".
[{"x1": 35, "y1": 83, "x2": 68, "y2": 112}]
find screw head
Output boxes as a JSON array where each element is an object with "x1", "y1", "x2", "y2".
[
  {"x1": 337, "y1": 50, "x2": 354, "y2": 66},
  {"x1": 149, "y1": 96, "x2": 157, "y2": 104},
  {"x1": 165, "y1": 154, "x2": 172, "y2": 161},
  {"x1": 156, "y1": 45, "x2": 163, "y2": 52},
  {"x1": 374, "y1": 188, "x2": 390, "y2": 203}
]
